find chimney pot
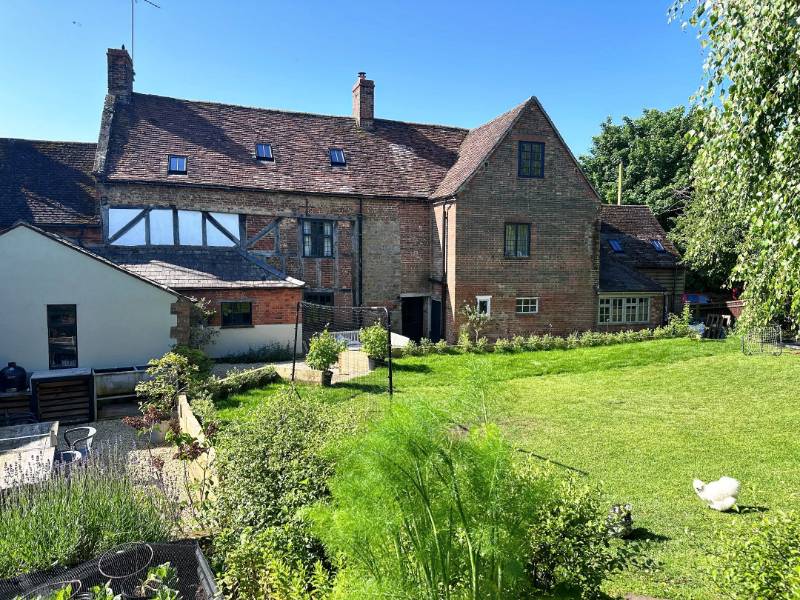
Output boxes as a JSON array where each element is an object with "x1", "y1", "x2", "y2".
[
  {"x1": 107, "y1": 46, "x2": 134, "y2": 103},
  {"x1": 352, "y1": 72, "x2": 374, "y2": 129}
]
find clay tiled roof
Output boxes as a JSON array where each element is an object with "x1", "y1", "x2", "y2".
[
  {"x1": 93, "y1": 246, "x2": 304, "y2": 289},
  {"x1": 431, "y1": 99, "x2": 530, "y2": 199},
  {"x1": 599, "y1": 204, "x2": 680, "y2": 269},
  {"x1": 101, "y1": 93, "x2": 468, "y2": 198},
  {"x1": 0, "y1": 139, "x2": 99, "y2": 229},
  {"x1": 599, "y1": 250, "x2": 664, "y2": 293}
]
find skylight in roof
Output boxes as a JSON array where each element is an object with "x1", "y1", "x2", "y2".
[
  {"x1": 329, "y1": 148, "x2": 346, "y2": 166},
  {"x1": 609, "y1": 239, "x2": 623, "y2": 253},
  {"x1": 168, "y1": 154, "x2": 187, "y2": 174},
  {"x1": 256, "y1": 143, "x2": 273, "y2": 161},
  {"x1": 651, "y1": 239, "x2": 666, "y2": 252}
]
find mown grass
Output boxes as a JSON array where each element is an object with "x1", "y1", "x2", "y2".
[{"x1": 215, "y1": 338, "x2": 800, "y2": 599}]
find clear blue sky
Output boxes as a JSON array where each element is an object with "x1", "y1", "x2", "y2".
[{"x1": 0, "y1": 1, "x2": 703, "y2": 156}]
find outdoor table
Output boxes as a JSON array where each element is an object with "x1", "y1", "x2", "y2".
[{"x1": 0, "y1": 420, "x2": 59, "y2": 489}]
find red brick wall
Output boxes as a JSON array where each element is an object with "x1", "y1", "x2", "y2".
[
  {"x1": 178, "y1": 287, "x2": 302, "y2": 326},
  {"x1": 447, "y1": 101, "x2": 600, "y2": 340}
]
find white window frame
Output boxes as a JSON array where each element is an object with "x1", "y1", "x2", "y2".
[
  {"x1": 516, "y1": 297, "x2": 539, "y2": 314},
  {"x1": 598, "y1": 296, "x2": 651, "y2": 325},
  {"x1": 476, "y1": 295, "x2": 492, "y2": 316}
]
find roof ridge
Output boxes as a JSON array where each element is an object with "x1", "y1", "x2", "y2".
[
  {"x1": 131, "y1": 92, "x2": 469, "y2": 132},
  {"x1": 0, "y1": 137, "x2": 97, "y2": 146}
]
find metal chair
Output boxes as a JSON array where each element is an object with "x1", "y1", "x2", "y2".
[{"x1": 64, "y1": 426, "x2": 97, "y2": 459}]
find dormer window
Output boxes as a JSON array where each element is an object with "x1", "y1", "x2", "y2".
[
  {"x1": 609, "y1": 239, "x2": 623, "y2": 253},
  {"x1": 651, "y1": 239, "x2": 666, "y2": 252},
  {"x1": 168, "y1": 154, "x2": 187, "y2": 174},
  {"x1": 255, "y1": 143, "x2": 273, "y2": 161},
  {"x1": 329, "y1": 148, "x2": 346, "y2": 167}
]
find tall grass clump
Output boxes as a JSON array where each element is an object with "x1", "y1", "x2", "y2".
[
  {"x1": 310, "y1": 403, "x2": 625, "y2": 598},
  {"x1": 0, "y1": 446, "x2": 176, "y2": 578}
]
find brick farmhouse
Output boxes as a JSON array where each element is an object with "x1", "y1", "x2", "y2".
[{"x1": 0, "y1": 47, "x2": 684, "y2": 365}]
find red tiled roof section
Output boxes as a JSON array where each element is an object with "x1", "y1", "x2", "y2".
[
  {"x1": 432, "y1": 98, "x2": 530, "y2": 199},
  {"x1": 0, "y1": 139, "x2": 99, "y2": 229},
  {"x1": 103, "y1": 93, "x2": 468, "y2": 198},
  {"x1": 599, "y1": 204, "x2": 680, "y2": 268}
]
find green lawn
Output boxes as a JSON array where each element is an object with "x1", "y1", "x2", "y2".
[{"x1": 216, "y1": 338, "x2": 800, "y2": 599}]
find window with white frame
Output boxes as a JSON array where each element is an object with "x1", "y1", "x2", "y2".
[
  {"x1": 108, "y1": 208, "x2": 240, "y2": 247},
  {"x1": 598, "y1": 297, "x2": 650, "y2": 324},
  {"x1": 516, "y1": 297, "x2": 539, "y2": 314},
  {"x1": 476, "y1": 295, "x2": 491, "y2": 316}
]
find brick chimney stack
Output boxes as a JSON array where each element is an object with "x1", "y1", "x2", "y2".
[
  {"x1": 352, "y1": 72, "x2": 374, "y2": 129},
  {"x1": 107, "y1": 46, "x2": 134, "y2": 103}
]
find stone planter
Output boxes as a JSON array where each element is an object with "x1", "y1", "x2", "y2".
[
  {"x1": 320, "y1": 370, "x2": 333, "y2": 387},
  {"x1": 367, "y1": 357, "x2": 385, "y2": 370}
]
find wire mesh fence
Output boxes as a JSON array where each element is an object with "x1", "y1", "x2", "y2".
[
  {"x1": 292, "y1": 301, "x2": 393, "y2": 395},
  {"x1": 0, "y1": 541, "x2": 218, "y2": 599},
  {"x1": 741, "y1": 324, "x2": 783, "y2": 356}
]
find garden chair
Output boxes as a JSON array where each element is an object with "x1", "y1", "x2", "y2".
[{"x1": 64, "y1": 426, "x2": 96, "y2": 459}]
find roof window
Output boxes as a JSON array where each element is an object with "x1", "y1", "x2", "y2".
[
  {"x1": 167, "y1": 154, "x2": 187, "y2": 175},
  {"x1": 255, "y1": 143, "x2": 273, "y2": 161},
  {"x1": 651, "y1": 239, "x2": 666, "y2": 252},
  {"x1": 329, "y1": 148, "x2": 346, "y2": 166},
  {"x1": 608, "y1": 239, "x2": 623, "y2": 253}
]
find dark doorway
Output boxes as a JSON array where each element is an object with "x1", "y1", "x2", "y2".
[
  {"x1": 430, "y1": 299, "x2": 442, "y2": 342},
  {"x1": 401, "y1": 297, "x2": 425, "y2": 342}
]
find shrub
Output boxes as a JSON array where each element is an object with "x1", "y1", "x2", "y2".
[
  {"x1": 358, "y1": 323, "x2": 388, "y2": 361},
  {"x1": 135, "y1": 352, "x2": 200, "y2": 418},
  {"x1": 172, "y1": 344, "x2": 214, "y2": 377},
  {"x1": 707, "y1": 511, "x2": 800, "y2": 598},
  {"x1": 305, "y1": 329, "x2": 346, "y2": 373},
  {"x1": 206, "y1": 365, "x2": 278, "y2": 400},
  {"x1": 460, "y1": 303, "x2": 492, "y2": 343},
  {"x1": 401, "y1": 339, "x2": 421, "y2": 356},
  {"x1": 511, "y1": 335, "x2": 526, "y2": 352},
  {"x1": 0, "y1": 447, "x2": 175, "y2": 578},
  {"x1": 434, "y1": 339, "x2": 450, "y2": 354},
  {"x1": 418, "y1": 337, "x2": 435, "y2": 354},
  {"x1": 211, "y1": 390, "x2": 340, "y2": 594},
  {"x1": 494, "y1": 337, "x2": 515, "y2": 352},
  {"x1": 216, "y1": 342, "x2": 294, "y2": 364},
  {"x1": 310, "y1": 404, "x2": 622, "y2": 599}
]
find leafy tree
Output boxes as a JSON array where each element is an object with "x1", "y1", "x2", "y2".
[
  {"x1": 671, "y1": 0, "x2": 800, "y2": 329},
  {"x1": 580, "y1": 107, "x2": 700, "y2": 226}
]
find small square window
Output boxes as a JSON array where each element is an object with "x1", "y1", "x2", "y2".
[
  {"x1": 608, "y1": 239, "x2": 623, "y2": 253},
  {"x1": 476, "y1": 295, "x2": 491, "y2": 316},
  {"x1": 329, "y1": 148, "x2": 346, "y2": 166},
  {"x1": 256, "y1": 143, "x2": 273, "y2": 161},
  {"x1": 518, "y1": 141, "x2": 544, "y2": 178},
  {"x1": 516, "y1": 297, "x2": 539, "y2": 314},
  {"x1": 651, "y1": 239, "x2": 666, "y2": 252},
  {"x1": 221, "y1": 301, "x2": 252, "y2": 327},
  {"x1": 168, "y1": 154, "x2": 187, "y2": 174}
]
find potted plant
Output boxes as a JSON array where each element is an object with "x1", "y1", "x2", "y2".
[
  {"x1": 359, "y1": 323, "x2": 389, "y2": 369},
  {"x1": 306, "y1": 329, "x2": 347, "y2": 386}
]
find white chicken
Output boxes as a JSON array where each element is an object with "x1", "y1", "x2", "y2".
[{"x1": 693, "y1": 476, "x2": 740, "y2": 511}]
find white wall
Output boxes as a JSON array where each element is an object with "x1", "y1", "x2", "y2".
[
  {"x1": 0, "y1": 227, "x2": 178, "y2": 372},
  {"x1": 204, "y1": 324, "x2": 297, "y2": 359}
]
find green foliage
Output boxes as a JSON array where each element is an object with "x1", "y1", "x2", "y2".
[
  {"x1": 672, "y1": 0, "x2": 800, "y2": 330},
  {"x1": 310, "y1": 403, "x2": 621, "y2": 599},
  {"x1": 707, "y1": 511, "x2": 800, "y2": 599},
  {"x1": 211, "y1": 389, "x2": 339, "y2": 595},
  {"x1": 206, "y1": 365, "x2": 278, "y2": 400},
  {"x1": 306, "y1": 329, "x2": 347, "y2": 372},
  {"x1": 580, "y1": 107, "x2": 701, "y2": 225},
  {"x1": 187, "y1": 296, "x2": 218, "y2": 349},
  {"x1": 0, "y1": 449, "x2": 174, "y2": 578},
  {"x1": 216, "y1": 342, "x2": 295, "y2": 364},
  {"x1": 358, "y1": 323, "x2": 389, "y2": 361},
  {"x1": 172, "y1": 344, "x2": 214, "y2": 378},
  {"x1": 460, "y1": 303, "x2": 492, "y2": 343},
  {"x1": 493, "y1": 337, "x2": 514, "y2": 352},
  {"x1": 136, "y1": 352, "x2": 200, "y2": 417}
]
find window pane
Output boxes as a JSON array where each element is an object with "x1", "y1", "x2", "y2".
[
  {"x1": 169, "y1": 155, "x2": 187, "y2": 173},
  {"x1": 505, "y1": 224, "x2": 515, "y2": 255},
  {"x1": 207, "y1": 212, "x2": 238, "y2": 247},
  {"x1": 256, "y1": 143, "x2": 272, "y2": 160},
  {"x1": 638, "y1": 298, "x2": 649, "y2": 322},
  {"x1": 323, "y1": 237, "x2": 332, "y2": 257},
  {"x1": 113, "y1": 219, "x2": 146, "y2": 245},
  {"x1": 304, "y1": 235, "x2": 313, "y2": 256},
  {"x1": 108, "y1": 208, "x2": 146, "y2": 245},
  {"x1": 47, "y1": 304, "x2": 78, "y2": 369},
  {"x1": 178, "y1": 210, "x2": 203, "y2": 246},
  {"x1": 149, "y1": 209, "x2": 174, "y2": 245},
  {"x1": 517, "y1": 225, "x2": 530, "y2": 256},
  {"x1": 221, "y1": 302, "x2": 252, "y2": 327}
]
